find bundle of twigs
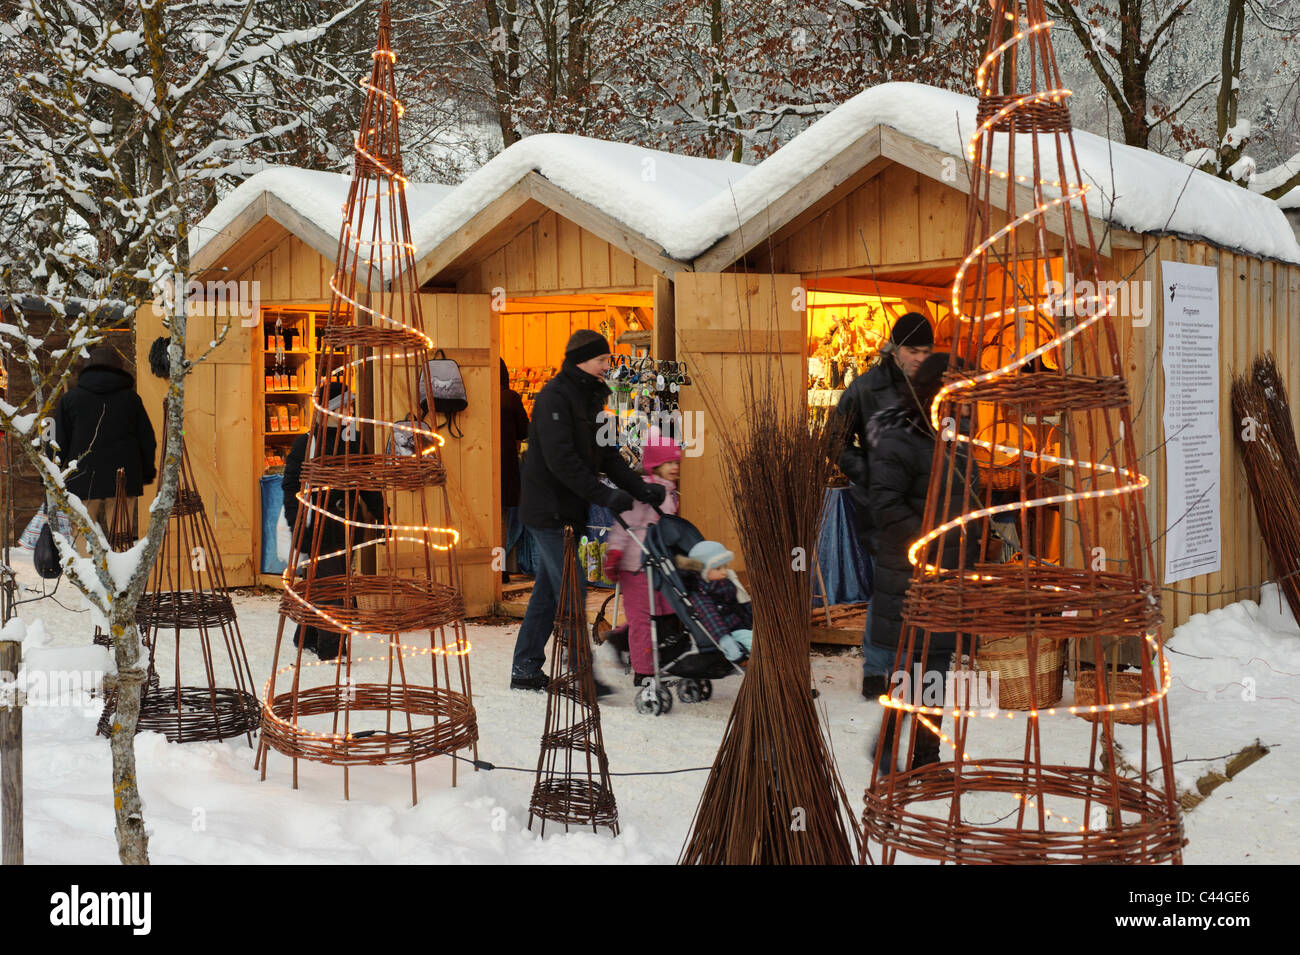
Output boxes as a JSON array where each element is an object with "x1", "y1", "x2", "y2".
[
  {"x1": 679, "y1": 389, "x2": 860, "y2": 864},
  {"x1": 1231, "y1": 353, "x2": 1300, "y2": 622}
]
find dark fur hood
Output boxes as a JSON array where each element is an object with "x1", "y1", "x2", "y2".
[{"x1": 867, "y1": 403, "x2": 931, "y2": 448}]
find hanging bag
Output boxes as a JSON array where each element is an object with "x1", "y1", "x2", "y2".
[
  {"x1": 424, "y1": 350, "x2": 468, "y2": 439},
  {"x1": 34, "y1": 521, "x2": 63, "y2": 579}
]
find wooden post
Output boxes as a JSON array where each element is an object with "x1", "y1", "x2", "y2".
[
  {"x1": 0, "y1": 637, "x2": 20, "y2": 865},
  {"x1": 1, "y1": 425, "x2": 21, "y2": 864}
]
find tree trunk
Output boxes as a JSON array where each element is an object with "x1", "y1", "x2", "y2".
[
  {"x1": 1, "y1": 637, "x2": 21, "y2": 865},
  {"x1": 104, "y1": 614, "x2": 149, "y2": 865},
  {"x1": 1215, "y1": 0, "x2": 1247, "y2": 179}
]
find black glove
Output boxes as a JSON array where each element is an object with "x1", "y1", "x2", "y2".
[
  {"x1": 637, "y1": 482, "x2": 667, "y2": 506},
  {"x1": 605, "y1": 489, "x2": 636, "y2": 514}
]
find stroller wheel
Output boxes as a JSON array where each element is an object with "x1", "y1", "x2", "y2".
[
  {"x1": 676, "y1": 679, "x2": 702, "y2": 704},
  {"x1": 699, "y1": 679, "x2": 713, "y2": 701},
  {"x1": 656, "y1": 687, "x2": 673, "y2": 714},
  {"x1": 634, "y1": 688, "x2": 657, "y2": 715},
  {"x1": 634, "y1": 684, "x2": 673, "y2": 716}
]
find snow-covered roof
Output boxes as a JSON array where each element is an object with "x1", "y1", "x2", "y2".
[
  {"x1": 188, "y1": 166, "x2": 455, "y2": 262},
  {"x1": 409, "y1": 133, "x2": 754, "y2": 264},
  {"x1": 190, "y1": 83, "x2": 1300, "y2": 273},
  {"x1": 700, "y1": 83, "x2": 1300, "y2": 265}
]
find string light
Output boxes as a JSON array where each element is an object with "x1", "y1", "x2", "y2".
[
  {"x1": 326, "y1": 274, "x2": 435, "y2": 348},
  {"x1": 882, "y1": 0, "x2": 1163, "y2": 742},
  {"x1": 260, "y1": 630, "x2": 472, "y2": 745},
  {"x1": 263, "y1": 15, "x2": 475, "y2": 757},
  {"x1": 877, "y1": 633, "x2": 1171, "y2": 721}
]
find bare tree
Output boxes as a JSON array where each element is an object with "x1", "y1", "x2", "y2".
[
  {"x1": 0, "y1": 0, "x2": 358, "y2": 865},
  {"x1": 1193, "y1": 0, "x2": 1300, "y2": 197},
  {"x1": 1047, "y1": 0, "x2": 1201, "y2": 149}
]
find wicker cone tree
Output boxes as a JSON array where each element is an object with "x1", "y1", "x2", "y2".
[
  {"x1": 528, "y1": 528, "x2": 619, "y2": 836},
  {"x1": 97, "y1": 434, "x2": 260, "y2": 743},
  {"x1": 862, "y1": 0, "x2": 1183, "y2": 864},
  {"x1": 256, "y1": 0, "x2": 478, "y2": 801}
]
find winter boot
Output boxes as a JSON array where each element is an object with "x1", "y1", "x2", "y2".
[{"x1": 862, "y1": 673, "x2": 889, "y2": 700}]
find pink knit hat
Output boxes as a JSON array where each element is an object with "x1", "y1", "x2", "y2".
[{"x1": 641, "y1": 430, "x2": 682, "y2": 473}]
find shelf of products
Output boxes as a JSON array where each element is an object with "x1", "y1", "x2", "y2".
[
  {"x1": 507, "y1": 365, "x2": 556, "y2": 417},
  {"x1": 260, "y1": 308, "x2": 351, "y2": 475}
]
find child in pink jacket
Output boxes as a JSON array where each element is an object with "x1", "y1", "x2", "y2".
[{"x1": 603, "y1": 431, "x2": 680, "y2": 685}]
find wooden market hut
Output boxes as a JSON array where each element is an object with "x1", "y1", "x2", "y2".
[
  {"x1": 668, "y1": 82, "x2": 1300, "y2": 636},
  {"x1": 139, "y1": 84, "x2": 1300, "y2": 636},
  {"x1": 135, "y1": 140, "x2": 744, "y2": 614}
]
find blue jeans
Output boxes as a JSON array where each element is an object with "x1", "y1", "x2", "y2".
[
  {"x1": 512, "y1": 525, "x2": 587, "y2": 678},
  {"x1": 862, "y1": 556, "x2": 894, "y2": 678}
]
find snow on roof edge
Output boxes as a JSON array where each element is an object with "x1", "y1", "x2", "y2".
[
  {"x1": 188, "y1": 85, "x2": 1300, "y2": 274},
  {"x1": 687, "y1": 83, "x2": 1300, "y2": 267}
]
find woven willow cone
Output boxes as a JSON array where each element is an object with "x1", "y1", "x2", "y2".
[
  {"x1": 863, "y1": 0, "x2": 1183, "y2": 864},
  {"x1": 98, "y1": 429, "x2": 260, "y2": 743},
  {"x1": 256, "y1": 0, "x2": 478, "y2": 801},
  {"x1": 528, "y1": 528, "x2": 619, "y2": 836}
]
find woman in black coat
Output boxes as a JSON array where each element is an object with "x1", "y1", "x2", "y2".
[
  {"x1": 282, "y1": 383, "x2": 384, "y2": 661},
  {"x1": 54, "y1": 346, "x2": 156, "y2": 506},
  {"x1": 867, "y1": 352, "x2": 982, "y2": 767}
]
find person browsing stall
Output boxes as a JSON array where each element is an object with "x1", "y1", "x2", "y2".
[
  {"x1": 832, "y1": 311, "x2": 934, "y2": 699},
  {"x1": 511, "y1": 330, "x2": 667, "y2": 692}
]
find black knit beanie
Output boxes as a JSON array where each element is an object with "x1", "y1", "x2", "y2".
[
  {"x1": 890, "y1": 311, "x2": 934, "y2": 348},
  {"x1": 564, "y1": 329, "x2": 611, "y2": 364}
]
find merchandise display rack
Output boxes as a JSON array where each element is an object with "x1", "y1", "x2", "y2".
[{"x1": 259, "y1": 307, "x2": 351, "y2": 472}]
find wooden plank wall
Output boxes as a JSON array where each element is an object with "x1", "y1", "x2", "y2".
[
  {"x1": 455, "y1": 210, "x2": 659, "y2": 295},
  {"x1": 419, "y1": 293, "x2": 498, "y2": 615},
  {"x1": 499, "y1": 310, "x2": 637, "y2": 368},
  {"x1": 762, "y1": 165, "x2": 1059, "y2": 276},
  {"x1": 135, "y1": 231, "x2": 330, "y2": 587},
  {"x1": 1103, "y1": 239, "x2": 1300, "y2": 635},
  {"x1": 674, "y1": 273, "x2": 805, "y2": 563}
]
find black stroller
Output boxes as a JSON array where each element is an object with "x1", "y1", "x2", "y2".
[{"x1": 608, "y1": 508, "x2": 745, "y2": 716}]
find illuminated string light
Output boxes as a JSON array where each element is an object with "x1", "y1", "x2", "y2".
[
  {"x1": 327, "y1": 274, "x2": 435, "y2": 348},
  {"x1": 263, "y1": 13, "x2": 475, "y2": 756},
  {"x1": 877, "y1": 632, "x2": 1171, "y2": 721},
  {"x1": 259, "y1": 631, "x2": 473, "y2": 744},
  {"x1": 879, "y1": 0, "x2": 1164, "y2": 771}
]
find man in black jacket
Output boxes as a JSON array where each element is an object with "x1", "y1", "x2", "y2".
[
  {"x1": 832, "y1": 312, "x2": 932, "y2": 699},
  {"x1": 511, "y1": 330, "x2": 665, "y2": 690},
  {"x1": 868, "y1": 352, "x2": 981, "y2": 770},
  {"x1": 54, "y1": 346, "x2": 156, "y2": 535}
]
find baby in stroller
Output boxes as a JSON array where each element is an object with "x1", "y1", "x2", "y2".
[{"x1": 674, "y1": 541, "x2": 753, "y2": 664}]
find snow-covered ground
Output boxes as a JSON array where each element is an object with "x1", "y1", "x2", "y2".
[{"x1": 3, "y1": 550, "x2": 1296, "y2": 864}]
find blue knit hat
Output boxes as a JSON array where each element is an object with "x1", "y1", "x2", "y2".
[{"x1": 689, "y1": 540, "x2": 734, "y2": 571}]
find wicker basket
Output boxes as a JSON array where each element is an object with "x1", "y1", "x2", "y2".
[
  {"x1": 1072, "y1": 670, "x2": 1154, "y2": 725},
  {"x1": 975, "y1": 634, "x2": 1064, "y2": 710}
]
